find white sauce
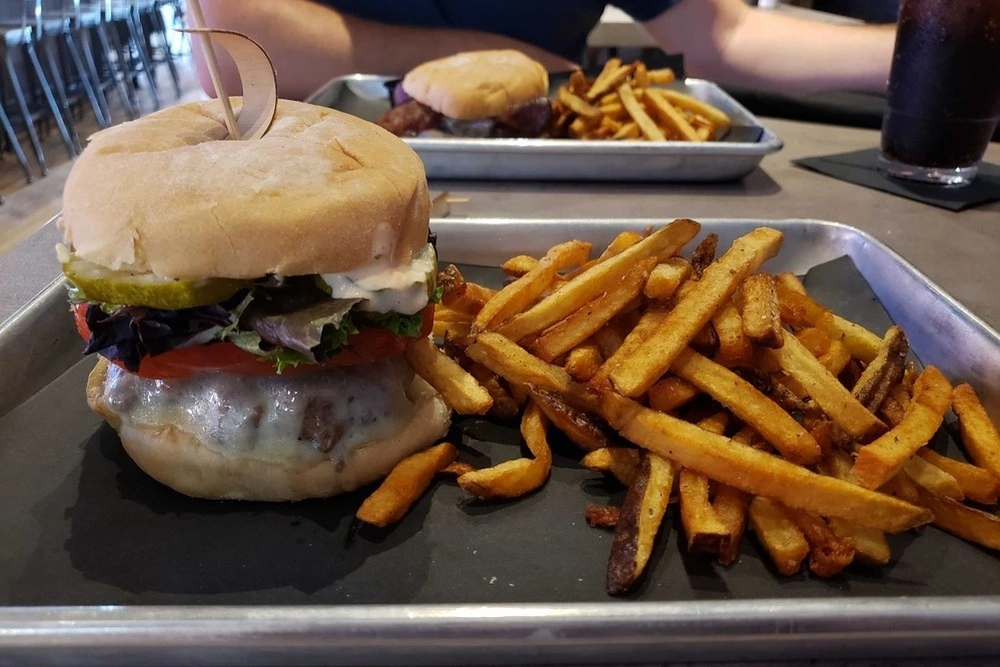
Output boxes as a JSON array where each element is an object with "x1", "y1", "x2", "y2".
[
  {"x1": 101, "y1": 358, "x2": 424, "y2": 463},
  {"x1": 319, "y1": 243, "x2": 435, "y2": 315}
]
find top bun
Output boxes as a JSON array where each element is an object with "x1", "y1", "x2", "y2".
[
  {"x1": 62, "y1": 99, "x2": 430, "y2": 279},
  {"x1": 402, "y1": 50, "x2": 548, "y2": 121}
]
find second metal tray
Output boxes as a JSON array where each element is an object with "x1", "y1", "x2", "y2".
[
  {"x1": 0, "y1": 219, "x2": 997, "y2": 666},
  {"x1": 306, "y1": 76, "x2": 783, "y2": 182}
]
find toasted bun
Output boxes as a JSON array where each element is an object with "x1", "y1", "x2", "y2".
[
  {"x1": 86, "y1": 358, "x2": 451, "y2": 501},
  {"x1": 402, "y1": 50, "x2": 548, "y2": 120},
  {"x1": 62, "y1": 99, "x2": 429, "y2": 279}
]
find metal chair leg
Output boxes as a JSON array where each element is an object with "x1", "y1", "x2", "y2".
[
  {"x1": 0, "y1": 99, "x2": 34, "y2": 183},
  {"x1": 101, "y1": 21, "x2": 140, "y2": 116},
  {"x1": 93, "y1": 23, "x2": 139, "y2": 120},
  {"x1": 4, "y1": 50, "x2": 48, "y2": 176},
  {"x1": 65, "y1": 29, "x2": 109, "y2": 128},
  {"x1": 37, "y1": 36, "x2": 82, "y2": 154},
  {"x1": 149, "y1": 6, "x2": 180, "y2": 98},
  {"x1": 78, "y1": 28, "x2": 112, "y2": 125},
  {"x1": 126, "y1": 10, "x2": 159, "y2": 110}
]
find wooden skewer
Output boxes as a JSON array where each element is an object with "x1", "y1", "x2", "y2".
[{"x1": 187, "y1": 0, "x2": 241, "y2": 140}]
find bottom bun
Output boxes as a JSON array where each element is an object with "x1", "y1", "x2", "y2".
[{"x1": 87, "y1": 357, "x2": 451, "y2": 501}]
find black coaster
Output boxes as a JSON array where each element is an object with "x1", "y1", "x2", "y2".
[{"x1": 794, "y1": 147, "x2": 1000, "y2": 211}]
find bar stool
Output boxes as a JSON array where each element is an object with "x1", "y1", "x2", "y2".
[
  {"x1": 1, "y1": 0, "x2": 79, "y2": 175},
  {"x1": 106, "y1": 0, "x2": 159, "y2": 112},
  {"x1": 0, "y1": 90, "x2": 34, "y2": 183},
  {"x1": 43, "y1": 0, "x2": 111, "y2": 128},
  {"x1": 141, "y1": 0, "x2": 180, "y2": 98}
]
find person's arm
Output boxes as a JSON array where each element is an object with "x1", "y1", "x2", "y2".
[
  {"x1": 195, "y1": 0, "x2": 575, "y2": 100},
  {"x1": 643, "y1": 0, "x2": 895, "y2": 96}
]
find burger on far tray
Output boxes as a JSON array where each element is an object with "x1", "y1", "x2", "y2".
[
  {"x1": 59, "y1": 99, "x2": 450, "y2": 501},
  {"x1": 377, "y1": 49, "x2": 553, "y2": 138}
]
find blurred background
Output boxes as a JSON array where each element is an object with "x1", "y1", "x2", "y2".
[{"x1": 0, "y1": 0, "x2": 899, "y2": 247}]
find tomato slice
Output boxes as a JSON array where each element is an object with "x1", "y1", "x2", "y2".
[{"x1": 73, "y1": 303, "x2": 433, "y2": 379}]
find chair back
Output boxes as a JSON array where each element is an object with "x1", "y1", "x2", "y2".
[
  {"x1": 0, "y1": 1, "x2": 35, "y2": 28},
  {"x1": 39, "y1": 0, "x2": 77, "y2": 21}
]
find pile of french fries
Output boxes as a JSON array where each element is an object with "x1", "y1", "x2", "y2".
[
  {"x1": 551, "y1": 59, "x2": 731, "y2": 141},
  {"x1": 365, "y1": 219, "x2": 1000, "y2": 596}
]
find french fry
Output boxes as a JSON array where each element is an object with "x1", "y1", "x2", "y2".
[
  {"x1": 473, "y1": 240, "x2": 591, "y2": 334},
  {"x1": 644, "y1": 257, "x2": 691, "y2": 300},
  {"x1": 918, "y1": 449, "x2": 1000, "y2": 505},
  {"x1": 557, "y1": 85, "x2": 602, "y2": 118},
  {"x1": 852, "y1": 366, "x2": 952, "y2": 490},
  {"x1": 774, "y1": 272, "x2": 806, "y2": 295},
  {"x1": 654, "y1": 88, "x2": 731, "y2": 134},
  {"x1": 405, "y1": 338, "x2": 493, "y2": 415},
  {"x1": 814, "y1": 453, "x2": 892, "y2": 567},
  {"x1": 713, "y1": 483, "x2": 750, "y2": 565},
  {"x1": 581, "y1": 447, "x2": 641, "y2": 486},
  {"x1": 647, "y1": 376, "x2": 700, "y2": 413},
  {"x1": 498, "y1": 219, "x2": 701, "y2": 343},
  {"x1": 690, "y1": 233, "x2": 719, "y2": 277},
  {"x1": 617, "y1": 82, "x2": 665, "y2": 141},
  {"x1": 902, "y1": 455, "x2": 964, "y2": 500},
  {"x1": 590, "y1": 307, "x2": 669, "y2": 390},
  {"x1": 784, "y1": 507, "x2": 855, "y2": 577},
  {"x1": 433, "y1": 318, "x2": 471, "y2": 341},
  {"x1": 646, "y1": 67, "x2": 676, "y2": 84},
  {"x1": 528, "y1": 386, "x2": 610, "y2": 452},
  {"x1": 732, "y1": 425, "x2": 769, "y2": 451},
  {"x1": 457, "y1": 401, "x2": 551, "y2": 500},
  {"x1": 441, "y1": 460, "x2": 475, "y2": 477},
  {"x1": 611, "y1": 121, "x2": 640, "y2": 140},
  {"x1": 748, "y1": 497, "x2": 809, "y2": 576},
  {"x1": 679, "y1": 414, "x2": 731, "y2": 553},
  {"x1": 851, "y1": 326, "x2": 909, "y2": 413},
  {"x1": 606, "y1": 452, "x2": 676, "y2": 595},
  {"x1": 952, "y1": 383, "x2": 1000, "y2": 476},
  {"x1": 819, "y1": 339, "x2": 852, "y2": 378},
  {"x1": 773, "y1": 280, "x2": 882, "y2": 363},
  {"x1": 891, "y1": 474, "x2": 1000, "y2": 550},
  {"x1": 356, "y1": 442, "x2": 457, "y2": 527},
  {"x1": 594, "y1": 319, "x2": 628, "y2": 358},
  {"x1": 645, "y1": 88, "x2": 701, "y2": 142},
  {"x1": 605, "y1": 228, "x2": 784, "y2": 397},
  {"x1": 532, "y1": 258, "x2": 654, "y2": 363},
  {"x1": 468, "y1": 363, "x2": 520, "y2": 422},
  {"x1": 586, "y1": 504, "x2": 621, "y2": 529},
  {"x1": 711, "y1": 301, "x2": 754, "y2": 368},
  {"x1": 740, "y1": 273, "x2": 784, "y2": 349},
  {"x1": 586, "y1": 60, "x2": 629, "y2": 101},
  {"x1": 565, "y1": 231, "x2": 645, "y2": 281},
  {"x1": 465, "y1": 332, "x2": 597, "y2": 412},
  {"x1": 565, "y1": 341, "x2": 603, "y2": 382},
  {"x1": 501, "y1": 255, "x2": 539, "y2": 277},
  {"x1": 600, "y1": 392, "x2": 932, "y2": 532},
  {"x1": 671, "y1": 348, "x2": 821, "y2": 465},
  {"x1": 438, "y1": 264, "x2": 495, "y2": 316},
  {"x1": 679, "y1": 470, "x2": 729, "y2": 553},
  {"x1": 879, "y1": 392, "x2": 907, "y2": 428},
  {"x1": 764, "y1": 330, "x2": 883, "y2": 440}
]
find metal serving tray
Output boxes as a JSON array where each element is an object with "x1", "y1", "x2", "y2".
[
  {"x1": 0, "y1": 219, "x2": 998, "y2": 666},
  {"x1": 306, "y1": 75, "x2": 783, "y2": 182}
]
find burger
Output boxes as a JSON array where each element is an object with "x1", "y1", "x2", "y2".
[
  {"x1": 377, "y1": 49, "x2": 553, "y2": 138},
  {"x1": 59, "y1": 99, "x2": 451, "y2": 501}
]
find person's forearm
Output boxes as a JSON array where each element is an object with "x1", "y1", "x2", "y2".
[
  {"x1": 196, "y1": 0, "x2": 575, "y2": 100},
  {"x1": 645, "y1": 0, "x2": 895, "y2": 96}
]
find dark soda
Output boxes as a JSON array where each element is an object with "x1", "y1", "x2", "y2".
[{"x1": 881, "y1": 0, "x2": 1000, "y2": 169}]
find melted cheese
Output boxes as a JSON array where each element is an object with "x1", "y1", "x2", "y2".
[
  {"x1": 101, "y1": 358, "x2": 427, "y2": 463},
  {"x1": 319, "y1": 243, "x2": 435, "y2": 315}
]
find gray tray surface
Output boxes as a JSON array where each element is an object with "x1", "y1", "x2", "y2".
[
  {"x1": 306, "y1": 75, "x2": 783, "y2": 181},
  {"x1": 0, "y1": 220, "x2": 997, "y2": 663}
]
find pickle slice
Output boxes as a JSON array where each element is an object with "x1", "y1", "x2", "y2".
[{"x1": 63, "y1": 255, "x2": 251, "y2": 309}]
